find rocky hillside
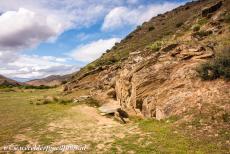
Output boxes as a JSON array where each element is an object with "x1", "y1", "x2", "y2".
[
  {"x1": 26, "y1": 75, "x2": 70, "y2": 87},
  {"x1": 64, "y1": 0, "x2": 229, "y2": 145},
  {"x1": 0, "y1": 75, "x2": 21, "y2": 86}
]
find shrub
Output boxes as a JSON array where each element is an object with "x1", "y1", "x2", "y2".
[
  {"x1": 197, "y1": 62, "x2": 220, "y2": 80},
  {"x1": 59, "y1": 99, "x2": 73, "y2": 105},
  {"x1": 194, "y1": 30, "x2": 212, "y2": 37},
  {"x1": 223, "y1": 13, "x2": 230, "y2": 23},
  {"x1": 148, "y1": 26, "x2": 155, "y2": 31},
  {"x1": 192, "y1": 24, "x2": 200, "y2": 32},
  {"x1": 61, "y1": 81, "x2": 67, "y2": 85},
  {"x1": 147, "y1": 41, "x2": 163, "y2": 52},
  {"x1": 197, "y1": 46, "x2": 230, "y2": 80},
  {"x1": 197, "y1": 18, "x2": 208, "y2": 26},
  {"x1": 84, "y1": 98, "x2": 100, "y2": 107},
  {"x1": 222, "y1": 113, "x2": 230, "y2": 123},
  {"x1": 176, "y1": 22, "x2": 183, "y2": 28}
]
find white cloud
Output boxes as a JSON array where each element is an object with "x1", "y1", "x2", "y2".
[
  {"x1": 70, "y1": 38, "x2": 120, "y2": 63},
  {"x1": 0, "y1": 8, "x2": 64, "y2": 51},
  {"x1": 102, "y1": 2, "x2": 181, "y2": 31},
  {"x1": 0, "y1": 53, "x2": 78, "y2": 80},
  {"x1": 0, "y1": 0, "x2": 125, "y2": 29},
  {"x1": 0, "y1": 0, "x2": 186, "y2": 80}
]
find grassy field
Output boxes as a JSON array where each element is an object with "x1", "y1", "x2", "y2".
[
  {"x1": 0, "y1": 88, "x2": 69, "y2": 147},
  {"x1": 0, "y1": 88, "x2": 228, "y2": 153}
]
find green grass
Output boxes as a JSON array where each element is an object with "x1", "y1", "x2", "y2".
[
  {"x1": 0, "y1": 88, "x2": 71, "y2": 147},
  {"x1": 110, "y1": 118, "x2": 224, "y2": 154},
  {"x1": 192, "y1": 24, "x2": 201, "y2": 32},
  {"x1": 147, "y1": 40, "x2": 164, "y2": 52},
  {"x1": 0, "y1": 85, "x2": 56, "y2": 89},
  {"x1": 0, "y1": 88, "x2": 228, "y2": 153}
]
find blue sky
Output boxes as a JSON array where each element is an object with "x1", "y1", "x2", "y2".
[{"x1": 0, "y1": 0, "x2": 190, "y2": 81}]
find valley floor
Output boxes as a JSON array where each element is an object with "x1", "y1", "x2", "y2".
[{"x1": 0, "y1": 88, "x2": 228, "y2": 153}]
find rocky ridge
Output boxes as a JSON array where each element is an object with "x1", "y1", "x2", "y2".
[{"x1": 65, "y1": 0, "x2": 230, "y2": 125}]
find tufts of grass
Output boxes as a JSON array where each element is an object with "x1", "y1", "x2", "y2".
[
  {"x1": 79, "y1": 97, "x2": 100, "y2": 107},
  {"x1": 147, "y1": 40, "x2": 164, "y2": 52},
  {"x1": 197, "y1": 46, "x2": 230, "y2": 80},
  {"x1": 194, "y1": 30, "x2": 212, "y2": 37},
  {"x1": 192, "y1": 24, "x2": 200, "y2": 32},
  {"x1": 197, "y1": 18, "x2": 208, "y2": 26},
  {"x1": 222, "y1": 113, "x2": 230, "y2": 123},
  {"x1": 176, "y1": 22, "x2": 183, "y2": 28},
  {"x1": 223, "y1": 13, "x2": 230, "y2": 23},
  {"x1": 40, "y1": 96, "x2": 73, "y2": 105},
  {"x1": 110, "y1": 118, "x2": 220, "y2": 153}
]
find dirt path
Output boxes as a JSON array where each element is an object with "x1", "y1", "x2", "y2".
[{"x1": 46, "y1": 105, "x2": 140, "y2": 153}]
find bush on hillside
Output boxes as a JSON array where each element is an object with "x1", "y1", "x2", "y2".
[
  {"x1": 194, "y1": 30, "x2": 212, "y2": 37},
  {"x1": 224, "y1": 13, "x2": 230, "y2": 23},
  {"x1": 197, "y1": 18, "x2": 208, "y2": 26},
  {"x1": 147, "y1": 41, "x2": 164, "y2": 52},
  {"x1": 148, "y1": 26, "x2": 155, "y2": 31},
  {"x1": 176, "y1": 22, "x2": 183, "y2": 28},
  {"x1": 192, "y1": 24, "x2": 200, "y2": 32},
  {"x1": 197, "y1": 46, "x2": 230, "y2": 80}
]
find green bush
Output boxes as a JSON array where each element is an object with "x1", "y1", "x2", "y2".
[
  {"x1": 176, "y1": 22, "x2": 183, "y2": 28},
  {"x1": 148, "y1": 26, "x2": 155, "y2": 31},
  {"x1": 223, "y1": 13, "x2": 230, "y2": 23},
  {"x1": 195, "y1": 30, "x2": 212, "y2": 37},
  {"x1": 192, "y1": 24, "x2": 200, "y2": 32},
  {"x1": 147, "y1": 41, "x2": 163, "y2": 52},
  {"x1": 197, "y1": 18, "x2": 208, "y2": 26},
  {"x1": 222, "y1": 113, "x2": 230, "y2": 123},
  {"x1": 0, "y1": 85, "x2": 14, "y2": 89},
  {"x1": 58, "y1": 99, "x2": 73, "y2": 105},
  {"x1": 197, "y1": 47, "x2": 230, "y2": 80}
]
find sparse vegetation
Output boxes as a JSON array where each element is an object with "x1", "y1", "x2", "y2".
[
  {"x1": 148, "y1": 26, "x2": 155, "y2": 31},
  {"x1": 192, "y1": 24, "x2": 201, "y2": 32},
  {"x1": 198, "y1": 46, "x2": 230, "y2": 80},
  {"x1": 110, "y1": 118, "x2": 224, "y2": 153},
  {"x1": 0, "y1": 85, "x2": 54, "y2": 90},
  {"x1": 222, "y1": 113, "x2": 230, "y2": 123},
  {"x1": 40, "y1": 96, "x2": 73, "y2": 105},
  {"x1": 223, "y1": 13, "x2": 230, "y2": 23},
  {"x1": 197, "y1": 18, "x2": 208, "y2": 26},
  {"x1": 82, "y1": 97, "x2": 100, "y2": 107},
  {"x1": 176, "y1": 22, "x2": 183, "y2": 28},
  {"x1": 147, "y1": 40, "x2": 164, "y2": 52}
]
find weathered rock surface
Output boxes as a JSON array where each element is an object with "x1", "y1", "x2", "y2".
[
  {"x1": 65, "y1": 0, "x2": 230, "y2": 122},
  {"x1": 98, "y1": 102, "x2": 120, "y2": 115},
  {"x1": 202, "y1": 1, "x2": 222, "y2": 17}
]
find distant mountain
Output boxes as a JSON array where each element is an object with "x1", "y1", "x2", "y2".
[
  {"x1": 0, "y1": 75, "x2": 22, "y2": 86},
  {"x1": 25, "y1": 75, "x2": 71, "y2": 87}
]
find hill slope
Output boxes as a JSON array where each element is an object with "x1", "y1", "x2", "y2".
[
  {"x1": 64, "y1": 0, "x2": 229, "y2": 150},
  {"x1": 0, "y1": 75, "x2": 21, "y2": 86},
  {"x1": 25, "y1": 75, "x2": 70, "y2": 87}
]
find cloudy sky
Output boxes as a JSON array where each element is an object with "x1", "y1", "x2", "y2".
[{"x1": 0, "y1": 0, "x2": 190, "y2": 81}]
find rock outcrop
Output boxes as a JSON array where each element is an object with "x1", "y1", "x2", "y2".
[
  {"x1": 65, "y1": 0, "x2": 230, "y2": 121},
  {"x1": 202, "y1": 1, "x2": 222, "y2": 17}
]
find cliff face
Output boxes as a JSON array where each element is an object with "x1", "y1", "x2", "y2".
[
  {"x1": 65, "y1": 0, "x2": 230, "y2": 122},
  {"x1": 115, "y1": 43, "x2": 229, "y2": 120}
]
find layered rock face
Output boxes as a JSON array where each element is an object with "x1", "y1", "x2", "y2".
[
  {"x1": 65, "y1": 0, "x2": 230, "y2": 120},
  {"x1": 115, "y1": 44, "x2": 229, "y2": 120}
]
